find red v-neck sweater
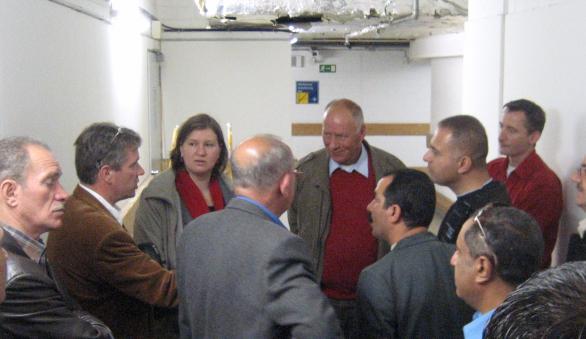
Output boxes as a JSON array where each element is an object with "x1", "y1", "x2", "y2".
[{"x1": 321, "y1": 156, "x2": 377, "y2": 300}]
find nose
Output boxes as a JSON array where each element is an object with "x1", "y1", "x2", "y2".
[
  {"x1": 138, "y1": 163, "x2": 145, "y2": 176},
  {"x1": 55, "y1": 182, "x2": 69, "y2": 201},
  {"x1": 422, "y1": 149, "x2": 431, "y2": 163},
  {"x1": 195, "y1": 144, "x2": 206, "y2": 155},
  {"x1": 498, "y1": 129, "x2": 506, "y2": 142},
  {"x1": 450, "y1": 251, "x2": 457, "y2": 267},
  {"x1": 366, "y1": 199, "x2": 374, "y2": 212}
]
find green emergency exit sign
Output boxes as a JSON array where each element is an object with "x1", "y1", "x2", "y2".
[{"x1": 319, "y1": 64, "x2": 336, "y2": 73}]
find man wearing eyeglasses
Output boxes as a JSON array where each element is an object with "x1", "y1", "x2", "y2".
[
  {"x1": 566, "y1": 157, "x2": 586, "y2": 261},
  {"x1": 572, "y1": 158, "x2": 586, "y2": 213},
  {"x1": 488, "y1": 99, "x2": 563, "y2": 268},
  {"x1": 451, "y1": 205, "x2": 544, "y2": 339},
  {"x1": 46, "y1": 123, "x2": 178, "y2": 338}
]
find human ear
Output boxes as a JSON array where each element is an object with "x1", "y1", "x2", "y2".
[
  {"x1": 0, "y1": 179, "x2": 19, "y2": 207},
  {"x1": 474, "y1": 255, "x2": 494, "y2": 284},
  {"x1": 457, "y1": 156, "x2": 472, "y2": 174},
  {"x1": 528, "y1": 131, "x2": 541, "y2": 146}
]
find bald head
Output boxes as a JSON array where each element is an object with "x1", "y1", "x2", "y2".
[{"x1": 231, "y1": 134, "x2": 294, "y2": 192}]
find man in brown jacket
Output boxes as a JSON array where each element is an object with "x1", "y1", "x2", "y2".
[{"x1": 47, "y1": 123, "x2": 177, "y2": 338}]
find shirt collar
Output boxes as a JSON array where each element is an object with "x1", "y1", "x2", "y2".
[
  {"x1": 463, "y1": 309, "x2": 496, "y2": 339},
  {"x1": 508, "y1": 150, "x2": 538, "y2": 179},
  {"x1": 235, "y1": 196, "x2": 286, "y2": 229},
  {"x1": 457, "y1": 178, "x2": 494, "y2": 198},
  {"x1": 578, "y1": 218, "x2": 586, "y2": 238},
  {"x1": 328, "y1": 143, "x2": 368, "y2": 177},
  {"x1": 80, "y1": 184, "x2": 123, "y2": 224},
  {"x1": 1, "y1": 223, "x2": 45, "y2": 263}
]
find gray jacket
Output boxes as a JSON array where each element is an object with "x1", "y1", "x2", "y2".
[
  {"x1": 357, "y1": 232, "x2": 473, "y2": 338},
  {"x1": 133, "y1": 168, "x2": 233, "y2": 269},
  {"x1": 177, "y1": 198, "x2": 341, "y2": 338},
  {"x1": 288, "y1": 141, "x2": 405, "y2": 281}
]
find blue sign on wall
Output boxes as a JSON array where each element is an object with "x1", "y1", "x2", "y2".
[{"x1": 296, "y1": 81, "x2": 319, "y2": 104}]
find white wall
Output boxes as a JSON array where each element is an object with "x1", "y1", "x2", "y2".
[
  {"x1": 465, "y1": 0, "x2": 586, "y2": 264},
  {"x1": 160, "y1": 32, "x2": 293, "y2": 156},
  {"x1": 290, "y1": 48, "x2": 431, "y2": 166},
  {"x1": 0, "y1": 0, "x2": 158, "y2": 192},
  {"x1": 160, "y1": 41, "x2": 432, "y2": 167}
]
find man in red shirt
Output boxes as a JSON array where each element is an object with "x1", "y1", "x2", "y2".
[{"x1": 488, "y1": 99, "x2": 563, "y2": 268}]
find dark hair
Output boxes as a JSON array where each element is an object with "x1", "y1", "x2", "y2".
[
  {"x1": 503, "y1": 99, "x2": 546, "y2": 134},
  {"x1": 75, "y1": 122, "x2": 141, "y2": 185},
  {"x1": 170, "y1": 114, "x2": 227, "y2": 179},
  {"x1": 438, "y1": 115, "x2": 488, "y2": 168},
  {"x1": 0, "y1": 137, "x2": 50, "y2": 184},
  {"x1": 383, "y1": 168, "x2": 436, "y2": 228},
  {"x1": 485, "y1": 261, "x2": 586, "y2": 339},
  {"x1": 465, "y1": 205, "x2": 544, "y2": 287}
]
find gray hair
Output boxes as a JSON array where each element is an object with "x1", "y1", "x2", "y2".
[
  {"x1": 0, "y1": 136, "x2": 50, "y2": 184},
  {"x1": 231, "y1": 134, "x2": 294, "y2": 191},
  {"x1": 324, "y1": 98, "x2": 365, "y2": 130},
  {"x1": 74, "y1": 122, "x2": 141, "y2": 185}
]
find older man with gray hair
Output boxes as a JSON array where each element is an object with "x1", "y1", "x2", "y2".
[
  {"x1": 0, "y1": 136, "x2": 112, "y2": 338},
  {"x1": 177, "y1": 134, "x2": 340, "y2": 338}
]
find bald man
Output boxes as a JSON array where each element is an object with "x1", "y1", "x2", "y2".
[
  {"x1": 177, "y1": 134, "x2": 340, "y2": 338},
  {"x1": 289, "y1": 98, "x2": 405, "y2": 338}
]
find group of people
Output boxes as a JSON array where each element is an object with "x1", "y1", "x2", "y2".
[{"x1": 0, "y1": 97, "x2": 583, "y2": 338}]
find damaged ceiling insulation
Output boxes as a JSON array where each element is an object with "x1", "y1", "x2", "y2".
[{"x1": 193, "y1": 0, "x2": 467, "y2": 45}]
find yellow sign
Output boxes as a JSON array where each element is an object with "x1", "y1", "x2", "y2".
[{"x1": 296, "y1": 92, "x2": 309, "y2": 104}]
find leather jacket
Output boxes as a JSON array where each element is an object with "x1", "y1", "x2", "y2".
[{"x1": 0, "y1": 231, "x2": 113, "y2": 339}]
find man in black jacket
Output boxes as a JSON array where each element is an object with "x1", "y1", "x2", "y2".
[
  {"x1": 0, "y1": 136, "x2": 112, "y2": 338},
  {"x1": 423, "y1": 115, "x2": 510, "y2": 243}
]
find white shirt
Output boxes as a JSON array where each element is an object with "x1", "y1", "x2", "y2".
[
  {"x1": 328, "y1": 144, "x2": 369, "y2": 178},
  {"x1": 79, "y1": 184, "x2": 123, "y2": 224},
  {"x1": 578, "y1": 218, "x2": 586, "y2": 238}
]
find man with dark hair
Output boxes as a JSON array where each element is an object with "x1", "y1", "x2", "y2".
[
  {"x1": 357, "y1": 169, "x2": 472, "y2": 338},
  {"x1": 488, "y1": 99, "x2": 562, "y2": 267},
  {"x1": 178, "y1": 135, "x2": 340, "y2": 338},
  {"x1": 46, "y1": 123, "x2": 177, "y2": 338},
  {"x1": 485, "y1": 261, "x2": 586, "y2": 339},
  {"x1": 451, "y1": 205, "x2": 544, "y2": 339},
  {"x1": 0, "y1": 136, "x2": 112, "y2": 338},
  {"x1": 424, "y1": 115, "x2": 510, "y2": 243},
  {"x1": 289, "y1": 98, "x2": 405, "y2": 337}
]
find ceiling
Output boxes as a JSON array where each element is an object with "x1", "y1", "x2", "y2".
[{"x1": 154, "y1": 0, "x2": 467, "y2": 47}]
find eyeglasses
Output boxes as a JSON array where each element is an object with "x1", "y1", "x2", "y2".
[
  {"x1": 293, "y1": 169, "x2": 303, "y2": 177},
  {"x1": 471, "y1": 203, "x2": 506, "y2": 267},
  {"x1": 96, "y1": 127, "x2": 123, "y2": 169},
  {"x1": 473, "y1": 205, "x2": 490, "y2": 239}
]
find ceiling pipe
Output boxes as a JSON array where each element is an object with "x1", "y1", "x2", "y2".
[{"x1": 343, "y1": 0, "x2": 419, "y2": 46}]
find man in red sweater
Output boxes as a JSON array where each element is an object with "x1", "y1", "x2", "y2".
[
  {"x1": 289, "y1": 98, "x2": 405, "y2": 338},
  {"x1": 488, "y1": 99, "x2": 563, "y2": 268}
]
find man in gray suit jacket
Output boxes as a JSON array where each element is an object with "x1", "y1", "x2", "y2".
[
  {"x1": 357, "y1": 169, "x2": 472, "y2": 338},
  {"x1": 177, "y1": 134, "x2": 340, "y2": 338}
]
